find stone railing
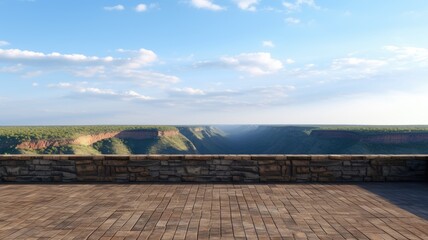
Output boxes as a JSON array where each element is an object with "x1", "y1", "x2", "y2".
[{"x1": 0, "y1": 155, "x2": 427, "y2": 183}]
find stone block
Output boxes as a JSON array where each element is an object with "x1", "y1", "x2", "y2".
[
  {"x1": 260, "y1": 176, "x2": 289, "y2": 182},
  {"x1": 295, "y1": 167, "x2": 310, "y2": 174},
  {"x1": 35, "y1": 165, "x2": 52, "y2": 171},
  {"x1": 104, "y1": 160, "x2": 128, "y2": 166},
  {"x1": 38, "y1": 159, "x2": 54, "y2": 165},
  {"x1": 0, "y1": 167, "x2": 6, "y2": 177},
  {"x1": 310, "y1": 166, "x2": 327, "y2": 173},
  {"x1": 257, "y1": 160, "x2": 277, "y2": 165},
  {"x1": 159, "y1": 170, "x2": 175, "y2": 175},
  {"x1": 259, "y1": 165, "x2": 281, "y2": 175},
  {"x1": 311, "y1": 160, "x2": 342, "y2": 166},
  {"x1": 214, "y1": 165, "x2": 230, "y2": 171},
  {"x1": 251, "y1": 155, "x2": 276, "y2": 161},
  {"x1": 186, "y1": 166, "x2": 202, "y2": 175},
  {"x1": 105, "y1": 155, "x2": 129, "y2": 160},
  {"x1": 62, "y1": 172, "x2": 77, "y2": 179},
  {"x1": 388, "y1": 166, "x2": 409, "y2": 176},
  {"x1": 76, "y1": 164, "x2": 97, "y2": 175},
  {"x1": 232, "y1": 160, "x2": 258, "y2": 166},
  {"x1": 75, "y1": 160, "x2": 94, "y2": 165},
  {"x1": 31, "y1": 176, "x2": 53, "y2": 182},
  {"x1": 231, "y1": 166, "x2": 258, "y2": 173},
  {"x1": 406, "y1": 160, "x2": 426, "y2": 171},
  {"x1": 115, "y1": 167, "x2": 128, "y2": 173},
  {"x1": 77, "y1": 176, "x2": 102, "y2": 181},
  {"x1": 55, "y1": 160, "x2": 75, "y2": 166},
  {"x1": 350, "y1": 160, "x2": 370, "y2": 166},
  {"x1": 342, "y1": 170, "x2": 360, "y2": 176},
  {"x1": 5, "y1": 166, "x2": 21, "y2": 175},
  {"x1": 128, "y1": 160, "x2": 159, "y2": 167},
  {"x1": 114, "y1": 174, "x2": 130, "y2": 183},
  {"x1": 292, "y1": 160, "x2": 310, "y2": 166},
  {"x1": 53, "y1": 165, "x2": 76, "y2": 173},
  {"x1": 319, "y1": 171, "x2": 342, "y2": 178},
  {"x1": 2, "y1": 176, "x2": 16, "y2": 181},
  {"x1": 213, "y1": 159, "x2": 233, "y2": 165},
  {"x1": 287, "y1": 155, "x2": 311, "y2": 160},
  {"x1": 15, "y1": 176, "x2": 33, "y2": 182}
]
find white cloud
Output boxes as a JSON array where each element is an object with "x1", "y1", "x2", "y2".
[
  {"x1": 221, "y1": 52, "x2": 283, "y2": 75},
  {"x1": 123, "y1": 90, "x2": 152, "y2": 100},
  {"x1": 0, "y1": 40, "x2": 9, "y2": 47},
  {"x1": 331, "y1": 57, "x2": 387, "y2": 75},
  {"x1": 49, "y1": 82, "x2": 153, "y2": 101},
  {"x1": 262, "y1": 40, "x2": 275, "y2": 48},
  {"x1": 124, "y1": 48, "x2": 158, "y2": 69},
  {"x1": 198, "y1": 52, "x2": 283, "y2": 75},
  {"x1": 384, "y1": 45, "x2": 428, "y2": 64},
  {"x1": 0, "y1": 47, "x2": 179, "y2": 86},
  {"x1": 285, "y1": 17, "x2": 300, "y2": 24},
  {"x1": 283, "y1": 0, "x2": 319, "y2": 12},
  {"x1": 74, "y1": 66, "x2": 106, "y2": 78},
  {"x1": 49, "y1": 82, "x2": 72, "y2": 88},
  {"x1": 135, "y1": 4, "x2": 147, "y2": 12},
  {"x1": 286, "y1": 58, "x2": 295, "y2": 64},
  {"x1": 0, "y1": 48, "x2": 114, "y2": 63},
  {"x1": 116, "y1": 69, "x2": 180, "y2": 86},
  {"x1": 104, "y1": 5, "x2": 125, "y2": 11},
  {"x1": 234, "y1": 0, "x2": 259, "y2": 11},
  {"x1": 32, "y1": 82, "x2": 39, "y2": 87},
  {"x1": 170, "y1": 87, "x2": 206, "y2": 96},
  {"x1": 190, "y1": 0, "x2": 224, "y2": 11}
]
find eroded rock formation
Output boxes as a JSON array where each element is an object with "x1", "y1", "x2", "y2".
[{"x1": 17, "y1": 130, "x2": 179, "y2": 150}]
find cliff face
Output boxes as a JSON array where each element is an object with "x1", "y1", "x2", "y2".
[
  {"x1": 362, "y1": 133, "x2": 428, "y2": 144},
  {"x1": 311, "y1": 130, "x2": 428, "y2": 144},
  {"x1": 17, "y1": 130, "x2": 180, "y2": 150}
]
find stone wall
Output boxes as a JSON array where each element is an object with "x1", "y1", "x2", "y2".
[{"x1": 0, "y1": 155, "x2": 427, "y2": 183}]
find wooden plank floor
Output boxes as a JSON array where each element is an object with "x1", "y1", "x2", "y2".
[{"x1": 0, "y1": 183, "x2": 427, "y2": 239}]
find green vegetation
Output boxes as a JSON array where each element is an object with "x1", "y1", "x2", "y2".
[
  {"x1": 93, "y1": 138, "x2": 131, "y2": 154},
  {"x1": 2, "y1": 125, "x2": 428, "y2": 155},
  {"x1": 313, "y1": 125, "x2": 428, "y2": 134},
  {"x1": 0, "y1": 125, "x2": 176, "y2": 141},
  {"x1": 122, "y1": 135, "x2": 197, "y2": 154},
  {"x1": 178, "y1": 126, "x2": 230, "y2": 153}
]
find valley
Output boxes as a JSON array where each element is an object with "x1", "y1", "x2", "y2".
[{"x1": 1, "y1": 125, "x2": 428, "y2": 154}]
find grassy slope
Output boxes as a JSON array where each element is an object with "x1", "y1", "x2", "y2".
[
  {"x1": 121, "y1": 135, "x2": 197, "y2": 154},
  {"x1": 93, "y1": 138, "x2": 131, "y2": 154},
  {"x1": 0, "y1": 125, "x2": 176, "y2": 141},
  {"x1": 0, "y1": 125, "x2": 176, "y2": 154},
  {"x1": 178, "y1": 126, "x2": 230, "y2": 153}
]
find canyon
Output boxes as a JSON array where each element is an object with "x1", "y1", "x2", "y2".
[
  {"x1": 17, "y1": 130, "x2": 180, "y2": 150},
  {"x1": 2, "y1": 125, "x2": 428, "y2": 154}
]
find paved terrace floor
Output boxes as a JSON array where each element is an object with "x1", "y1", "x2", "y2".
[{"x1": 0, "y1": 183, "x2": 427, "y2": 240}]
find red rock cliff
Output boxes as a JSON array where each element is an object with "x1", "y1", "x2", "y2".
[{"x1": 17, "y1": 130, "x2": 179, "y2": 150}]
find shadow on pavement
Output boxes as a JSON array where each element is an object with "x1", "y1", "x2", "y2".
[{"x1": 359, "y1": 182, "x2": 428, "y2": 220}]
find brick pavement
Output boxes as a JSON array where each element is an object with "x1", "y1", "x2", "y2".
[{"x1": 0, "y1": 183, "x2": 427, "y2": 239}]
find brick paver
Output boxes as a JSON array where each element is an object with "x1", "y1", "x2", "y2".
[{"x1": 0, "y1": 183, "x2": 427, "y2": 239}]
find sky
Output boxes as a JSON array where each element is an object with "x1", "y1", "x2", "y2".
[{"x1": 1, "y1": 0, "x2": 428, "y2": 125}]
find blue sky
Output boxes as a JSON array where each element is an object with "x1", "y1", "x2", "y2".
[{"x1": 1, "y1": 0, "x2": 428, "y2": 125}]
